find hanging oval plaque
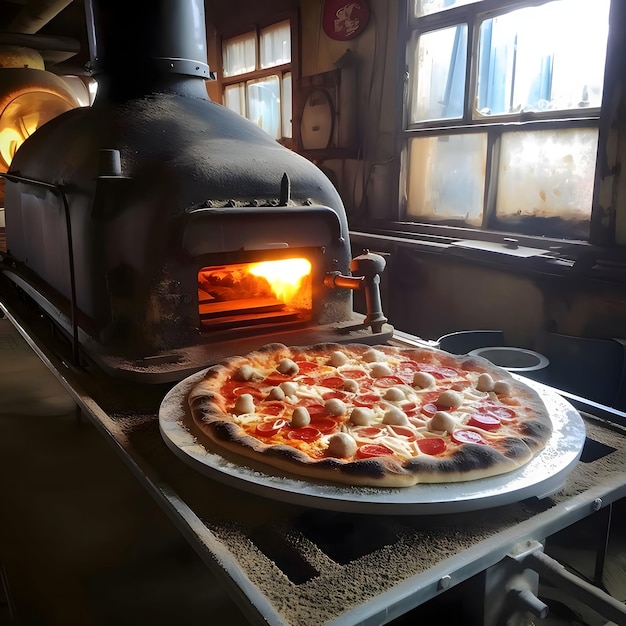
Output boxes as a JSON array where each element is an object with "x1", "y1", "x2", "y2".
[{"x1": 322, "y1": 0, "x2": 370, "y2": 41}]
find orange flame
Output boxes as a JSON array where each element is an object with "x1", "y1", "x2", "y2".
[{"x1": 249, "y1": 258, "x2": 311, "y2": 303}]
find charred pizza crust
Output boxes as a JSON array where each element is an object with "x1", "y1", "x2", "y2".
[{"x1": 187, "y1": 342, "x2": 553, "y2": 488}]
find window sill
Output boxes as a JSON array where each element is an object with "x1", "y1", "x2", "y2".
[{"x1": 348, "y1": 225, "x2": 626, "y2": 286}]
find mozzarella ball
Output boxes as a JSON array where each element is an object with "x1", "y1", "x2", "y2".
[
  {"x1": 268, "y1": 386, "x2": 286, "y2": 401},
  {"x1": 280, "y1": 381, "x2": 298, "y2": 397},
  {"x1": 326, "y1": 433, "x2": 357, "y2": 458},
  {"x1": 343, "y1": 378, "x2": 359, "y2": 393},
  {"x1": 234, "y1": 393, "x2": 255, "y2": 415},
  {"x1": 476, "y1": 373, "x2": 494, "y2": 392},
  {"x1": 290, "y1": 406, "x2": 311, "y2": 428},
  {"x1": 277, "y1": 358, "x2": 299, "y2": 376},
  {"x1": 328, "y1": 350, "x2": 348, "y2": 366},
  {"x1": 382, "y1": 407, "x2": 410, "y2": 426},
  {"x1": 428, "y1": 410, "x2": 457, "y2": 433},
  {"x1": 370, "y1": 362, "x2": 393, "y2": 378},
  {"x1": 363, "y1": 348, "x2": 386, "y2": 363},
  {"x1": 350, "y1": 407, "x2": 375, "y2": 426},
  {"x1": 436, "y1": 389, "x2": 463, "y2": 410},
  {"x1": 235, "y1": 364, "x2": 263, "y2": 382},
  {"x1": 412, "y1": 371, "x2": 436, "y2": 389},
  {"x1": 325, "y1": 398, "x2": 347, "y2": 416},
  {"x1": 493, "y1": 380, "x2": 512, "y2": 396},
  {"x1": 384, "y1": 387, "x2": 406, "y2": 402}
]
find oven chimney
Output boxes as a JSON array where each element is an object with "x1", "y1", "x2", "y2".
[{"x1": 85, "y1": 0, "x2": 211, "y2": 101}]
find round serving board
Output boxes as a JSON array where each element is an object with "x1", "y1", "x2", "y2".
[{"x1": 158, "y1": 370, "x2": 585, "y2": 515}]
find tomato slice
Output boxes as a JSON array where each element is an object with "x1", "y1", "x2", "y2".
[
  {"x1": 372, "y1": 375, "x2": 405, "y2": 388},
  {"x1": 319, "y1": 376, "x2": 345, "y2": 389},
  {"x1": 255, "y1": 419, "x2": 287, "y2": 436},
  {"x1": 309, "y1": 417, "x2": 339, "y2": 433},
  {"x1": 356, "y1": 443, "x2": 395, "y2": 458},
  {"x1": 468, "y1": 414, "x2": 501, "y2": 431},
  {"x1": 451, "y1": 429, "x2": 485, "y2": 445},
  {"x1": 421, "y1": 402, "x2": 439, "y2": 417},
  {"x1": 417, "y1": 437, "x2": 446, "y2": 455},
  {"x1": 287, "y1": 427, "x2": 322, "y2": 441},
  {"x1": 353, "y1": 393, "x2": 381, "y2": 407}
]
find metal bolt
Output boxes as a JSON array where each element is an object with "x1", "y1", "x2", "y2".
[
  {"x1": 592, "y1": 498, "x2": 602, "y2": 511},
  {"x1": 438, "y1": 575, "x2": 451, "y2": 590}
]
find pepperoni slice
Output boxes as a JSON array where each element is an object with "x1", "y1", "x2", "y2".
[
  {"x1": 255, "y1": 419, "x2": 287, "y2": 436},
  {"x1": 294, "y1": 360, "x2": 321, "y2": 373},
  {"x1": 389, "y1": 425, "x2": 418, "y2": 440},
  {"x1": 287, "y1": 427, "x2": 322, "y2": 441},
  {"x1": 451, "y1": 380, "x2": 471, "y2": 391},
  {"x1": 468, "y1": 414, "x2": 501, "y2": 431},
  {"x1": 372, "y1": 375, "x2": 405, "y2": 388},
  {"x1": 401, "y1": 402, "x2": 418, "y2": 416},
  {"x1": 232, "y1": 385, "x2": 264, "y2": 399},
  {"x1": 356, "y1": 426, "x2": 385, "y2": 438},
  {"x1": 339, "y1": 369, "x2": 369, "y2": 379},
  {"x1": 264, "y1": 373, "x2": 293, "y2": 385},
  {"x1": 353, "y1": 393, "x2": 382, "y2": 407},
  {"x1": 416, "y1": 437, "x2": 446, "y2": 455},
  {"x1": 258, "y1": 401, "x2": 285, "y2": 416},
  {"x1": 322, "y1": 390, "x2": 350, "y2": 401},
  {"x1": 417, "y1": 364, "x2": 460, "y2": 379},
  {"x1": 477, "y1": 404, "x2": 517, "y2": 421},
  {"x1": 302, "y1": 403, "x2": 328, "y2": 417},
  {"x1": 451, "y1": 430, "x2": 485, "y2": 445},
  {"x1": 309, "y1": 417, "x2": 338, "y2": 433},
  {"x1": 421, "y1": 402, "x2": 439, "y2": 417},
  {"x1": 356, "y1": 443, "x2": 395, "y2": 458},
  {"x1": 319, "y1": 376, "x2": 345, "y2": 389}
]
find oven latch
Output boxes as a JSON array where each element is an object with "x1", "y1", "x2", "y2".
[{"x1": 323, "y1": 249, "x2": 388, "y2": 334}]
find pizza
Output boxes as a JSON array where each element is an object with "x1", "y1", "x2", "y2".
[{"x1": 186, "y1": 342, "x2": 553, "y2": 488}]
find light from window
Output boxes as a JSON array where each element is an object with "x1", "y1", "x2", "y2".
[
  {"x1": 411, "y1": 24, "x2": 467, "y2": 123},
  {"x1": 223, "y1": 32, "x2": 256, "y2": 77},
  {"x1": 260, "y1": 21, "x2": 291, "y2": 69},
  {"x1": 222, "y1": 22, "x2": 292, "y2": 140},
  {"x1": 406, "y1": 133, "x2": 487, "y2": 225},
  {"x1": 476, "y1": 1, "x2": 609, "y2": 116},
  {"x1": 495, "y1": 129, "x2": 598, "y2": 222},
  {"x1": 414, "y1": 0, "x2": 478, "y2": 18}
]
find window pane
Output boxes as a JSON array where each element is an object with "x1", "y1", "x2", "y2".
[
  {"x1": 414, "y1": 0, "x2": 480, "y2": 18},
  {"x1": 406, "y1": 133, "x2": 487, "y2": 224},
  {"x1": 476, "y1": 0, "x2": 609, "y2": 117},
  {"x1": 282, "y1": 72, "x2": 292, "y2": 139},
  {"x1": 223, "y1": 32, "x2": 256, "y2": 77},
  {"x1": 496, "y1": 128, "x2": 598, "y2": 221},
  {"x1": 410, "y1": 25, "x2": 467, "y2": 123},
  {"x1": 260, "y1": 20, "x2": 291, "y2": 69},
  {"x1": 247, "y1": 76, "x2": 281, "y2": 139},
  {"x1": 224, "y1": 83, "x2": 246, "y2": 116}
]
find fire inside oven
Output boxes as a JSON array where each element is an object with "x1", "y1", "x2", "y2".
[{"x1": 197, "y1": 257, "x2": 313, "y2": 331}]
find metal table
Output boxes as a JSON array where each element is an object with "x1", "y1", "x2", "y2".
[{"x1": 2, "y1": 283, "x2": 626, "y2": 626}]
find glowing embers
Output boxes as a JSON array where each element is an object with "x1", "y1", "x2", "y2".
[{"x1": 198, "y1": 258, "x2": 312, "y2": 330}]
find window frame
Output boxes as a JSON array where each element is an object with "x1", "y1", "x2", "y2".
[
  {"x1": 399, "y1": 0, "x2": 610, "y2": 244},
  {"x1": 220, "y1": 18, "x2": 294, "y2": 146}
]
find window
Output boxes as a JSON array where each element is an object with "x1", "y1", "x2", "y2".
[
  {"x1": 221, "y1": 20, "x2": 292, "y2": 142},
  {"x1": 404, "y1": 0, "x2": 610, "y2": 240}
]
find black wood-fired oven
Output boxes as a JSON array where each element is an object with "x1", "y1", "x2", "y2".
[{"x1": 1, "y1": 0, "x2": 392, "y2": 382}]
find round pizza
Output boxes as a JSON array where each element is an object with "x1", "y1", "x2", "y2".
[{"x1": 186, "y1": 342, "x2": 553, "y2": 488}]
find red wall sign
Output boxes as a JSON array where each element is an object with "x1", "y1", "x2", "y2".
[{"x1": 322, "y1": 0, "x2": 370, "y2": 41}]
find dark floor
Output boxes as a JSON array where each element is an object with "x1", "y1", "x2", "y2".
[{"x1": 0, "y1": 318, "x2": 250, "y2": 625}]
